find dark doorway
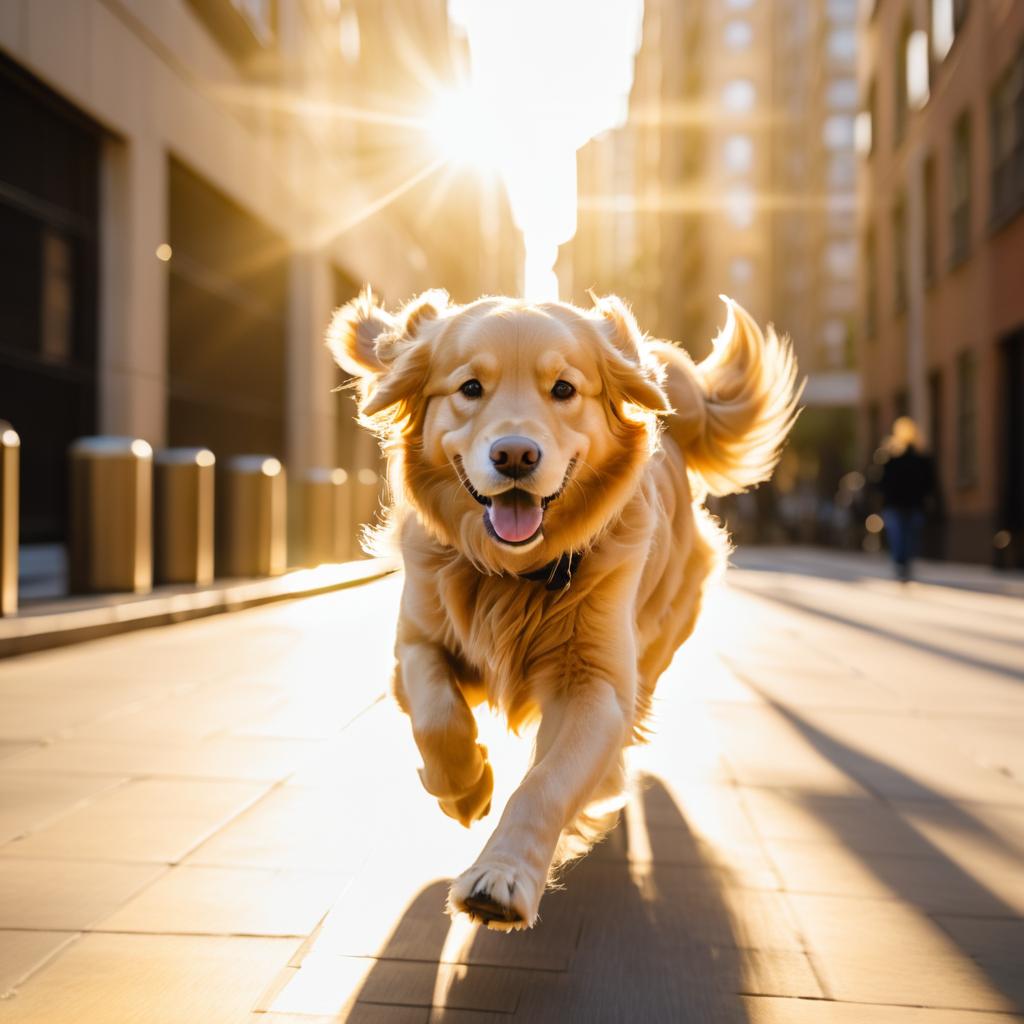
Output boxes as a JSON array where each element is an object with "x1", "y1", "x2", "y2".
[
  {"x1": 925, "y1": 368, "x2": 945, "y2": 558},
  {"x1": 166, "y1": 158, "x2": 287, "y2": 460},
  {"x1": 998, "y1": 329, "x2": 1024, "y2": 568},
  {"x1": 333, "y1": 266, "x2": 360, "y2": 470},
  {"x1": 0, "y1": 56, "x2": 100, "y2": 542}
]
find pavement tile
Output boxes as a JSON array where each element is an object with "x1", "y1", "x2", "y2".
[
  {"x1": 0, "y1": 778, "x2": 267, "y2": 863},
  {"x1": 0, "y1": 692, "x2": 144, "y2": 742},
  {"x1": 740, "y1": 789, "x2": 934, "y2": 856},
  {"x1": 787, "y1": 710, "x2": 1024, "y2": 807},
  {"x1": 766, "y1": 839, "x2": 1013, "y2": 915},
  {"x1": 892, "y1": 800, "x2": 1024, "y2": 916},
  {"x1": 184, "y1": 784, "x2": 380, "y2": 871},
  {"x1": 721, "y1": 655, "x2": 903, "y2": 712},
  {"x1": 0, "y1": 772, "x2": 125, "y2": 846},
  {"x1": 785, "y1": 891, "x2": 1021, "y2": 1011},
  {"x1": 96, "y1": 864, "x2": 350, "y2": 937},
  {"x1": 0, "y1": 736, "x2": 323, "y2": 782},
  {"x1": 0, "y1": 932, "x2": 298, "y2": 1024},
  {"x1": 709, "y1": 705, "x2": 869, "y2": 795},
  {"x1": 580, "y1": 861, "x2": 805, "y2": 952},
  {"x1": 298, "y1": 880, "x2": 582, "y2": 972},
  {"x1": 67, "y1": 681, "x2": 287, "y2": 742},
  {"x1": 933, "y1": 915, "x2": 1024, "y2": 966},
  {"x1": 742, "y1": 995, "x2": 1024, "y2": 1023},
  {"x1": 0, "y1": 858, "x2": 163, "y2": 930},
  {"x1": 262, "y1": 952, "x2": 523, "y2": 1015},
  {"x1": 0, "y1": 931, "x2": 79, "y2": 998},
  {"x1": 0, "y1": 741, "x2": 35, "y2": 762}
]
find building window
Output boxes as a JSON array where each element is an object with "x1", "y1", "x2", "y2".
[
  {"x1": 923, "y1": 154, "x2": 937, "y2": 285},
  {"x1": 723, "y1": 134, "x2": 753, "y2": 174},
  {"x1": 828, "y1": 78, "x2": 859, "y2": 109},
  {"x1": 892, "y1": 196, "x2": 907, "y2": 314},
  {"x1": 823, "y1": 114, "x2": 855, "y2": 148},
  {"x1": 856, "y1": 80, "x2": 875, "y2": 155},
  {"x1": 864, "y1": 227, "x2": 877, "y2": 339},
  {"x1": 932, "y1": 0, "x2": 969, "y2": 61},
  {"x1": 730, "y1": 257, "x2": 754, "y2": 284},
  {"x1": 955, "y1": 350, "x2": 977, "y2": 487},
  {"x1": 907, "y1": 30, "x2": 930, "y2": 109},
  {"x1": 828, "y1": 27, "x2": 856, "y2": 62},
  {"x1": 990, "y1": 46, "x2": 1024, "y2": 227},
  {"x1": 726, "y1": 188, "x2": 755, "y2": 228},
  {"x1": 722, "y1": 79, "x2": 756, "y2": 113},
  {"x1": 894, "y1": 18, "x2": 912, "y2": 145},
  {"x1": 724, "y1": 20, "x2": 753, "y2": 49},
  {"x1": 950, "y1": 111, "x2": 972, "y2": 265}
]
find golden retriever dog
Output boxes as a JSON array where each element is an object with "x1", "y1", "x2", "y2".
[{"x1": 329, "y1": 290, "x2": 799, "y2": 930}]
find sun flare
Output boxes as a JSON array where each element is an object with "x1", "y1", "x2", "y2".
[{"x1": 432, "y1": 0, "x2": 645, "y2": 301}]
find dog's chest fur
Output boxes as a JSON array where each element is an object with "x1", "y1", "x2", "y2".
[{"x1": 433, "y1": 561, "x2": 587, "y2": 723}]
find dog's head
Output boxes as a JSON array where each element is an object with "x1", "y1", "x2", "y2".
[{"x1": 329, "y1": 289, "x2": 669, "y2": 570}]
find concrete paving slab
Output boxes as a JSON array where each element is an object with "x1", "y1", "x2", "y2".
[
  {"x1": 0, "y1": 858, "x2": 163, "y2": 930},
  {"x1": 0, "y1": 933, "x2": 299, "y2": 1023},
  {"x1": 0, "y1": 772, "x2": 124, "y2": 846},
  {"x1": 97, "y1": 864, "x2": 350, "y2": 937},
  {"x1": 0, "y1": 778, "x2": 268, "y2": 863},
  {"x1": 0, "y1": 931, "x2": 79, "y2": 999},
  {"x1": 785, "y1": 891, "x2": 1021, "y2": 1011}
]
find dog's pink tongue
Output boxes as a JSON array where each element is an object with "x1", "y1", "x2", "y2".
[{"x1": 486, "y1": 491, "x2": 543, "y2": 543}]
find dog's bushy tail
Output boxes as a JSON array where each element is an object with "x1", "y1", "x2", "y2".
[{"x1": 653, "y1": 296, "x2": 802, "y2": 497}]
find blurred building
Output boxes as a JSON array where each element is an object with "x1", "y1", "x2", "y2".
[
  {"x1": 564, "y1": 0, "x2": 860, "y2": 544},
  {"x1": 0, "y1": 0, "x2": 519, "y2": 546},
  {"x1": 856, "y1": 0, "x2": 1024, "y2": 565}
]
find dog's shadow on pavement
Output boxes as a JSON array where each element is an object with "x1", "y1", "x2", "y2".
[{"x1": 344, "y1": 775, "x2": 755, "y2": 1023}]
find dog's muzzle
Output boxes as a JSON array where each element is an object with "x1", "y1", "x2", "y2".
[{"x1": 456, "y1": 457, "x2": 577, "y2": 547}]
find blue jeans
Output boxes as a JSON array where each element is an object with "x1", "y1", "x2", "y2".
[{"x1": 883, "y1": 508, "x2": 925, "y2": 574}]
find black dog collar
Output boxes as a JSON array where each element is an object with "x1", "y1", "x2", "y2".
[{"x1": 519, "y1": 551, "x2": 583, "y2": 592}]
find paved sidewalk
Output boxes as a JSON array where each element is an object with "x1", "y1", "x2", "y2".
[{"x1": 0, "y1": 554, "x2": 1022, "y2": 1022}]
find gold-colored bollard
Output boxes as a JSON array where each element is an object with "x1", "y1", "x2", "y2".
[
  {"x1": 221, "y1": 455, "x2": 286, "y2": 578},
  {"x1": 301, "y1": 468, "x2": 352, "y2": 566},
  {"x1": 68, "y1": 436, "x2": 153, "y2": 594},
  {"x1": 155, "y1": 448, "x2": 215, "y2": 586},
  {"x1": 0, "y1": 422, "x2": 19, "y2": 616}
]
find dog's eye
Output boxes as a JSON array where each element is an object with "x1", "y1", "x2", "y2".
[
  {"x1": 551, "y1": 380, "x2": 576, "y2": 401},
  {"x1": 459, "y1": 379, "x2": 483, "y2": 399}
]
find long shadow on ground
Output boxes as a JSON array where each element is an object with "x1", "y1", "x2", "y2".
[{"x1": 342, "y1": 776, "x2": 758, "y2": 1023}]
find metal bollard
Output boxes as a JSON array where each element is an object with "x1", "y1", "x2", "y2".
[
  {"x1": 221, "y1": 455, "x2": 286, "y2": 578},
  {"x1": 300, "y1": 468, "x2": 352, "y2": 566},
  {"x1": 155, "y1": 448, "x2": 215, "y2": 586},
  {"x1": 68, "y1": 436, "x2": 153, "y2": 594},
  {"x1": 0, "y1": 422, "x2": 18, "y2": 616}
]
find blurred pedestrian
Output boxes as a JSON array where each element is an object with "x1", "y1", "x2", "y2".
[{"x1": 878, "y1": 417, "x2": 936, "y2": 582}]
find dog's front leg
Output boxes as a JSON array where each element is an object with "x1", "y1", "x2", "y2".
[
  {"x1": 448, "y1": 679, "x2": 628, "y2": 930},
  {"x1": 395, "y1": 639, "x2": 493, "y2": 827}
]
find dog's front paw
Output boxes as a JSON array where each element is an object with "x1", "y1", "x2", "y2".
[
  {"x1": 448, "y1": 857, "x2": 542, "y2": 931},
  {"x1": 438, "y1": 758, "x2": 493, "y2": 828}
]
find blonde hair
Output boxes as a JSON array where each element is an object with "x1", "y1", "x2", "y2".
[{"x1": 886, "y1": 416, "x2": 922, "y2": 456}]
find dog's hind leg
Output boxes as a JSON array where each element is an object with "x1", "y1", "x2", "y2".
[
  {"x1": 448, "y1": 679, "x2": 628, "y2": 930},
  {"x1": 396, "y1": 639, "x2": 494, "y2": 828}
]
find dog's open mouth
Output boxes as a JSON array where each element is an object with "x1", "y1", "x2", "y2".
[{"x1": 455, "y1": 457, "x2": 576, "y2": 547}]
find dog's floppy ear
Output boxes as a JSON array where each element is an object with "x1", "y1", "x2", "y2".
[
  {"x1": 591, "y1": 294, "x2": 671, "y2": 414},
  {"x1": 334, "y1": 288, "x2": 449, "y2": 421},
  {"x1": 327, "y1": 286, "x2": 397, "y2": 378}
]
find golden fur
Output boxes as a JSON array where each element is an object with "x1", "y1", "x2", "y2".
[{"x1": 329, "y1": 290, "x2": 800, "y2": 929}]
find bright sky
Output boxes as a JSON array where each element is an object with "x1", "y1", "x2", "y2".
[{"x1": 442, "y1": 0, "x2": 645, "y2": 300}]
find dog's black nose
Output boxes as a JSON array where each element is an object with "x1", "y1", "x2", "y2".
[{"x1": 489, "y1": 436, "x2": 541, "y2": 478}]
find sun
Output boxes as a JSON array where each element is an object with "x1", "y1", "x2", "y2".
[{"x1": 425, "y1": 87, "x2": 500, "y2": 172}]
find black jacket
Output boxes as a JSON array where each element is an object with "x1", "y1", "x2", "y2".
[{"x1": 879, "y1": 446, "x2": 936, "y2": 511}]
